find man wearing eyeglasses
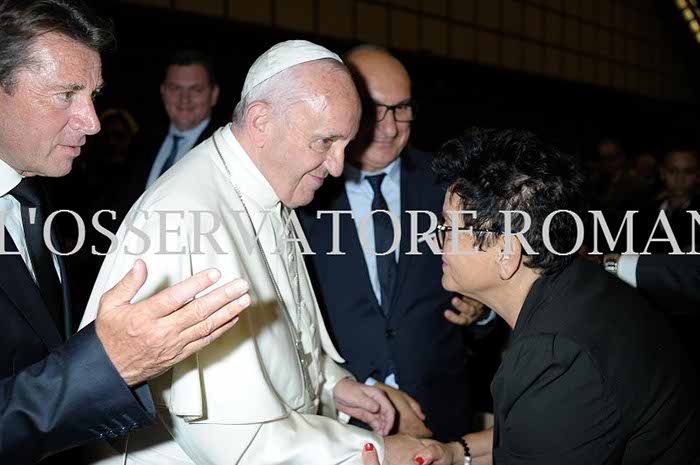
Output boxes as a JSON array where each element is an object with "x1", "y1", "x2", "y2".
[{"x1": 300, "y1": 45, "x2": 493, "y2": 443}]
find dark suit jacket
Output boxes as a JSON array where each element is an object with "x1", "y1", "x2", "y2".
[
  {"x1": 300, "y1": 147, "x2": 474, "y2": 441},
  {"x1": 635, "y1": 254, "x2": 700, "y2": 315},
  {"x1": 492, "y1": 259, "x2": 698, "y2": 464},
  {"x1": 635, "y1": 195, "x2": 700, "y2": 254},
  {"x1": 110, "y1": 119, "x2": 220, "y2": 222},
  {"x1": 1, "y1": 218, "x2": 155, "y2": 463}
]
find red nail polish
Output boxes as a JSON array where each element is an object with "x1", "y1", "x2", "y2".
[
  {"x1": 415, "y1": 458, "x2": 425, "y2": 465},
  {"x1": 365, "y1": 443, "x2": 375, "y2": 452}
]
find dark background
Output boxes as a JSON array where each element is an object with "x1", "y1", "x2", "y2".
[{"x1": 91, "y1": 1, "x2": 700, "y2": 160}]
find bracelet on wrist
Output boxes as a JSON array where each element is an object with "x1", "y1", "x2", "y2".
[{"x1": 456, "y1": 437, "x2": 471, "y2": 465}]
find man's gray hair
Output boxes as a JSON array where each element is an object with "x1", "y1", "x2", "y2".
[{"x1": 231, "y1": 58, "x2": 347, "y2": 128}]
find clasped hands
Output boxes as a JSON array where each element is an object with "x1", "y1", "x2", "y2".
[{"x1": 335, "y1": 379, "x2": 462, "y2": 465}]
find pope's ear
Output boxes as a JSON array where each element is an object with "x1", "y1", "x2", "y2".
[
  {"x1": 245, "y1": 101, "x2": 273, "y2": 148},
  {"x1": 496, "y1": 235, "x2": 523, "y2": 280}
]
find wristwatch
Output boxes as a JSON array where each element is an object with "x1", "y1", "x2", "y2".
[{"x1": 603, "y1": 254, "x2": 620, "y2": 275}]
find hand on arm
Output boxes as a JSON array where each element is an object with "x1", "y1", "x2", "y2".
[
  {"x1": 95, "y1": 259, "x2": 251, "y2": 386},
  {"x1": 383, "y1": 434, "x2": 428, "y2": 465},
  {"x1": 444, "y1": 296, "x2": 486, "y2": 326},
  {"x1": 413, "y1": 429, "x2": 493, "y2": 465},
  {"x1": 334, "y1": 378, "x2": 396, "y2": 436},
  {"x1": 375, "y1": 382, "x2": 433, "y2": 438}
]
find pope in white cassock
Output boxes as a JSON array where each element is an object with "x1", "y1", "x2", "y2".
[{"x1": 80, "y1": 41, "x2": 425, "y2": 465}]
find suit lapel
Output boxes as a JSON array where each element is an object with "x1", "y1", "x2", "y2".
[
  {"x1": 391, "y1": 151, "x2": 422, "y2": 317},
  {"x1": 54, "y1": 234, "x2": 72, "y2": 338},
  {"x1": 1, "y1": 229, "x2": 63, "y2": 349},
  {"x1": 197, "y1": 120, "x2": 218, "y2": 145},
  {"x1": 307, "y1": 180, "x2": 383, "y2": 314}
]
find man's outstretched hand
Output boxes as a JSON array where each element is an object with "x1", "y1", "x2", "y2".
[
  {"x1": 96, "y1": 260, "x2": 251, "y2": 386},
  {"x1": 334, "y1": 378, "x2": 396, "y2": 436},
  {"x1": 375, "y1": 383, "x2": 433, "y2": 438},
  {"x1": 444, "y1": 295, "x2": 486, "y2": 326}
]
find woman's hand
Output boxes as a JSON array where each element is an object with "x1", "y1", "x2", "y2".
[
  {"x1": 362, "y1": 443, "x2": 381, "y2": 465},
  {"x1": 413, "y1": 440, "x2": 464, "y2": 465}
]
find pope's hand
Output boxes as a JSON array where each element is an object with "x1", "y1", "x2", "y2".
[{"x1": 334, "y1": 378, "x2": 395, "y2": 436}]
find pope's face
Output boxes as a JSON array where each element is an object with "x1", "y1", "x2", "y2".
[
  {"x1": 263, "y1": 66, "x2": 361, "y2": 208},
  {"x1": 0, "y1": 33, "x2": 102, "y2": 177},
  {"x1": 160, "y1": 64, "x2": 219, "y2": 132}
]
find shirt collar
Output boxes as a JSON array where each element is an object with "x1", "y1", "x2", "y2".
[
  {"x1": 216, "y1": 123, "x2": 280, "y2": 211},
  {"x1": 169, "y1": 117, "x2": 211, "y2": 140},
  {"x1": 345, "y1": 155, "x2": 402, "y2": 192},
  {"x1": 0, "y1": 158, "x2": 23, "y2": 198}
]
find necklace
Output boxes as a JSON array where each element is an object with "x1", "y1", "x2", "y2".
[{"x1": 212, "y1": 134, "x2": 314, "y2": 397}]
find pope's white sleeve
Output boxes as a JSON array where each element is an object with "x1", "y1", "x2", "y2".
[
  {"x1": 166, "y1": 408, "x2": 385, "y2": 465},
  {"x1": 244, "y1": 410, "x2": 385, "y2": 465},
  {"x1": 320, "y1": 354, "x2": 354, "y2": 423}
]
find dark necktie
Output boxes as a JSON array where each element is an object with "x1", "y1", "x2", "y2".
[
  {"x1": 159, "y1": 134, "x2": 184, "y2": 177},
  {"x1": 9, "y1": 177, "x2": 64, "y2": 330},
  {"x1": 366, "y1": 173, "x2": 398, "y2": 316}
]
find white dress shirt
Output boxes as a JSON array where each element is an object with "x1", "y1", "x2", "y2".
[
  {"x1": 145, "y1": 118, "x2": 211, "y2": 189},
  {"x1": 617, "y1": 254, "x2": 641, "y2": 288},
  {"x1": 0, "y1": 158, "x2": 60, "y2": 282}
]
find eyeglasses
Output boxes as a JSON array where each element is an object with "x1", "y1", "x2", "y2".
[
  {"x1": 435, "y1": 221, "x2": 501, "y2": 250},
  {"x1": 365, "y1": 99, "x2": 416, "y2": 123}
]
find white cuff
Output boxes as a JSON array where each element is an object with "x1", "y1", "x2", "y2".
[{"x1": 617, "y1": 254, "x2": 640, "y2": 288}]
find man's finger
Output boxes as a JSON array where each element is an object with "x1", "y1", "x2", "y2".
[
  {"x1": 166, "y1": 278, "x2": 250, "y2": 331},
  {"x1": 178, "y1": 293, "x2": 251, "y2": 345},
  {"x1": 148, "y1": 268, "x2": 222, "y2": 317},
  {"x1": 453, "y1": 296, "x2": 482, "y2": 315},
  {"x1": 404, "y1": 393, "x2": 427, "y2": 420},
  {"x1": 175, "y1": 316, "x2": 240, "y2": 363},
  {"x1": 367, "y1": 388, "x2": 396, "y2": 418},
  {"x1": 354, "y1": 392, "x2": 380, "y2": 414},
  {"x1": 444, "y1": 309, "x2": 467, "y2": 325},
  {"x1": 101, "y1": 259, "x2": 148, "y2": 309}
]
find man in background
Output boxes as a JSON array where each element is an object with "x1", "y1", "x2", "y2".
[{"x1": 301, "y1": 45, "x2": 493, "y2": 442}]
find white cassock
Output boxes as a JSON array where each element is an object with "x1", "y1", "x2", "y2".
[{"x1": 79, "y1": 124, "x2": 385, "y2": 465}]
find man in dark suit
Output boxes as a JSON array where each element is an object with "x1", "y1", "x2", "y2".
[
  {"x1": 0, "y1": 2, "x2": 250, "y2": 463},
  {"x1": 605, "y1": 252, "x2": 700, "y2": 370},
  {"x1": 638, "y1": 149, "x2": 699, "y2": 254},
  {"x1": 107, "y1": 50, "x2": 220, "y2": 223},
  {"x1": 300, "y1": 45, "x2": 491, "y2": 442}
]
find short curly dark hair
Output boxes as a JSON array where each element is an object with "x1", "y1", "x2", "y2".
[
  {"x1": 0, "y1": 0, "x2": 114, "y2": 93},
  {"x1": 433, "y1": 128, "x2": 586, "y2": 275}
]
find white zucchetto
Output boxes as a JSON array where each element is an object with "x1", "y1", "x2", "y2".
[{"x1": 241, "y1": 40, "x2": 342, "y2": 98}]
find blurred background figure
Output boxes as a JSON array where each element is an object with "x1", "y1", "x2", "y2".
[
  {"x1": 637, "y1": 148, "x2": 699, "y2": 254},
  {"x1": 591, "y1": 138, "x2": 650, "y2": 214},
  {"x1": 133, "y1": 49, "x2": 219, "y2": 187},
  {"x1": 632, "y1": 151, "x2": 661, "y2": 199}
]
